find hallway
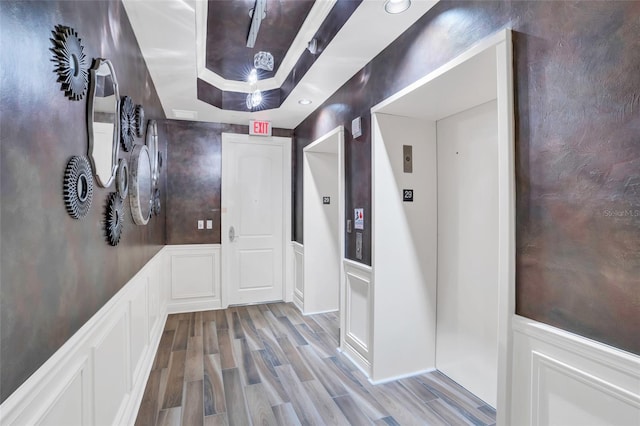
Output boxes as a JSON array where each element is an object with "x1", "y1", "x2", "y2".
[{"x1": 135, "y1": 303, "x2": 496, "y2": 425}]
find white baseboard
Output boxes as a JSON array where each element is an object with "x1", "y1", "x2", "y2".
[
  {"x1": 167, "y1": 300, "x2": 223, "y2": 314},
  {"x1": 368, "y1": 368, "x2": 436, "y2": 385},
  {"x1": 338, "y1": 344, "x2": 372, "y2": 377},
  {"x1": 0, "y1": 249, "x2": 168, "y2": 426},
  {"x1": 511, "y1": 315, "x2": 640, "y2": 426},
  {"x1": 302, "y1": 308, "x2": 339, "y2": 316}
]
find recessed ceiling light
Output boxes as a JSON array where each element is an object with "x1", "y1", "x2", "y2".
[
  {"x1": 384, "y1": 0, "x2": 411, "y2": 14},
  {"x1": 298, "y1": 99, "x2": 312, "y2": 105},
  {"x1": 247, "y1": 68, "x2": 258, "y2": 84}
]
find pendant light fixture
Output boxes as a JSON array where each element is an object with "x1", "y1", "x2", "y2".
[{"x1": 384, "y1": 0, "x2": 411, "y2": 14}]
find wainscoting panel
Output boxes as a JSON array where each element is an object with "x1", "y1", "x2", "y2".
[
  {"x1": 341, "y1": 259, "x2": 373, "y2": 374},
  {"x1": 129, "y1": 279, "x2": 150, "y2": 388},
  {"x1": 511, "y1": 316, "x2": 640, "y2": 426},
  {"x1": 35, "y1": 359, "x2": 89, "y2": 426},
  {"x1": 0, "y1": 249, "x2": 167, "y2": 426},
  {"x1": 165, "y1": 244, "x2": 222, "y2": 312},
  {"x1": 93, "y1": 313, "x2": 130, "y2": 425},
  {"x1": 292, "y1": 242, "x2": 304, "y2": 310}
]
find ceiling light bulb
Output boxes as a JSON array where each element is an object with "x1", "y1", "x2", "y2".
[
  {"x1": 298, "y1": 99, "x2": 312, "y2": 105},
  {"x1": 247, "y1": 68, "x2": 258, "y2": 84},
  {"x1": 384, "y1": 0, "x2": 411, "y2": 14},
  {"x1": 246, "y1": 89, "x2": 263, "y2": 109}
]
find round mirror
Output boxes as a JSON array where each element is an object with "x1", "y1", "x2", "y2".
[
  {"x1": 146, "y1": 120, "x2": 159, "y2": 188},
  {"x1": 87, "y1": 58, "x2": 120, "y2": 187},
  {"x1": 129, "y1": 144, "x2": 152, "y2": 225}
]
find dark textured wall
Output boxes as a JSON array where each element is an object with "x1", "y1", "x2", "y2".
[
  {"x1": 0, "y1": 1, "x2": 166, "y2": 402},
  {"x1": 293, "y1": 1, "x2": 640, "y2": 354},
  {"x1": 163, "y1": 120, "x2": 293, "y2": 245}
]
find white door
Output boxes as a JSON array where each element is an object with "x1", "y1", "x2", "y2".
[
  {"x1": 436, "y1": 100, "x2": 499, "y2": 407},
  {"x1": 222, "y1": 133, "x2": 291, "y2": 305}
]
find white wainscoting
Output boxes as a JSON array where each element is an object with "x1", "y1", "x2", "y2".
[
  {"x1": 340, "y1": 259, "x2": 373, "y2": 376},
  {"x1": 164, "y1": 244, "x2": 222, "y2": 313},
  {"x1": 0, "y1": 249, "x2": 167, "y2": 426},
  {"x1": 292, "y1": 242, "x2": 304, "y2": 311},
  {"x1": 511, "y1": 316, "x2": 640, "y2": 426}
]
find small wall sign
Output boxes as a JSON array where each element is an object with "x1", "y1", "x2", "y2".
[
  {"x1": 323, "y1": 196, "x2": 331, "y2": 205},
  {"x1": 403, "y1": 189, "x2": 414, "y2": 202},
  {"x1": 354, "y1": 208, "x2": 364, "y2": 230},
  {"x1": 249, "y1": 119, "x2": 272, "y2": 136}
]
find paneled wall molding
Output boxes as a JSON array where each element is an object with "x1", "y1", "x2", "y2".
[
  {"x1": 164, "y1": 244, "x2": 222, "y2": 313},
  {"x1": 0, "y1": 249, "x2": 167, "y2": 426},
  {"x1": 341, "y1": 259, "x2": 373, "y2": 376},
  {"x1": 511, "y1": 315, "x2": 640, "y2": 425},
  {"x1": 292, "y1": 242, "x2": 304, "y2": 310}
]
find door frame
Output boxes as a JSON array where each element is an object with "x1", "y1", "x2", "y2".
[
  {"x1": 220, "y1": 132, "x2": 292, "y2": 308},
  {"x1": 302, "y1": 126, "x2": 345, "y2": 315},
  {"x1": 369, "y1": 29, "x2": 514, "y2": 423}
]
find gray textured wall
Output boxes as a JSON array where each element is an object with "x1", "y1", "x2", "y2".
[
  {"x1": 293, "y1": 1, "x2": 640, "y2": 354},
  {"x1": 0, "y1": 1, "x2": 166, "y2": 402},
  {"x1": 162, "y1": 120, "x2": 292, "y2": 245}
]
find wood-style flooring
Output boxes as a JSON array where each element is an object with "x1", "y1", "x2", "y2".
[{"x1": 135, "y1": 302, "x2": 496, "y2": 425}]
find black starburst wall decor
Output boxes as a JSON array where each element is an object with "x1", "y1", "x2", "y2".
[
  {"x1": 105, "y1": 192, "x2": 124, "y2": 246},
  {"x1": 50, "y1": 25, "x2": 89, "y2": 101},
  {"x1": 63, "y1": 156, "x2": 94, "y2": 219},
  {"x1": 135, "y1": 104, "x2": 145, "y2": 137},
  {"x1": 120, "y1": 96, "x2": 136, "y2": 152}
]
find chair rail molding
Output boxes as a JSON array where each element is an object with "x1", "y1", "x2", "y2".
[
  {"x1": 0, "y1": 248, "x2": 168, "y2": 426},
  {"x1": 511, "y1": 315, "x2": 640, "y2": 426}
]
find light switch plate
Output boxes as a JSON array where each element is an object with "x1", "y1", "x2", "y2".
[
  {"x1": 206, "y1": 220, "x2": 213, "y2": 229},
  {"x1": 403, "y1": 145, "x2": 413, "y2": 173},
  {"x1": 352, "y1": 116, "x2": 362, "y2": 139},
  {"x1": 355, "y1": 232, "x2": 363, "y2": 260},
  {"x1": 197, "y1": 220, "x2": 204, "y2": 230}
]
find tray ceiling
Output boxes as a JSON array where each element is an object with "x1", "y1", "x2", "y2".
[{"x1": 123, "y1": 0, "x2": 438, "y2": 128}]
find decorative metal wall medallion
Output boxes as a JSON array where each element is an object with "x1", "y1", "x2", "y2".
[
  {"x1": 105, "y1": 192, "x2": 124, "y2": 245},
  {"x1": 116, "y1": 158, "x2": 129, "y2": 199},
  {"x1": 152, "y1": 188, "x2": 161, "y2": 216},
  {"x1": 134, "y1": 104, "x2": 145, "y2": 137},
  {"x1": 50, "y1": 25, "x2": 89, "y2": 101},
  {"x1": 120, "y1": 96, "x2": 136, "y2": 152},
  {"x1": 129, "y1": 144, "x2": 153, "y2": 225},
  {"x1": 63, "y1": 156, "x2": 94, "y2": 219},
  {"x1": 146, "y1": 120, "x2": 159, "y2": 187}
]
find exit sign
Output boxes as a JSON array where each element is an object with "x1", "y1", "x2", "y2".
[{"x1": 249, "y1": 120, "x2": 272, "y2": 136}]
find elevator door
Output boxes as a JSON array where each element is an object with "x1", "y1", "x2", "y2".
[{"x1": 436, "y1": 100, "x2": 499, "y2": 407}]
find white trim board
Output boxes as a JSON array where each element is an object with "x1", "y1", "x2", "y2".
[
  {"x1": 0, "y1": 248, "x2": 168, "y2": 426},
  {"x1": 302, "y1": 126, "x2": 346, "y2": 315},
  {"x1": 511, "y1": 316, "x2": 640, "y2": 426}
]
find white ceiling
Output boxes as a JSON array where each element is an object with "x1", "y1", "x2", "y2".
[{"x1": 123, "y1": 0, "x2": 438, "y2": 129}]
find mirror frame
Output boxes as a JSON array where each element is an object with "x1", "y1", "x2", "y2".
[
  {"x1": 146, "y1": 120, "x2": 159, "y2": 188},
  {"x1": 87, "y1": 58, "x2": 120, "y2": 187},
  {"x1": 129, "y1": 144, "x2": 153, "y2": 225}
]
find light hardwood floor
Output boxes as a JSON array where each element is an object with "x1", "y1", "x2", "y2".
[{"x1": 135, "y1": 303, "x2": 496, "y2": 425}]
